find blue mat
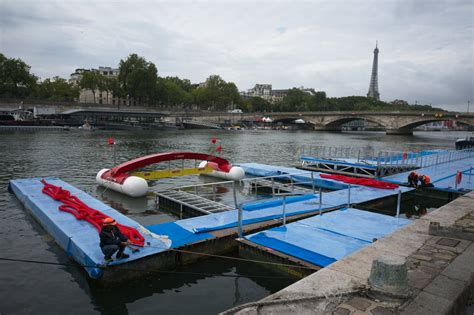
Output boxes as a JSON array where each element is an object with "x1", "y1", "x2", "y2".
[
  {"x1": 145, "y1": 221, "x2": 213, "y2": 248},
  {"x1": 245, "y1": 208, "x2": 411, "y2": 267},
  {"x1": 242, "y1": 194, "x2": 316, "y2": 211},
  {"x1": 9, "y1": 177, "x2": 172, "y2": 279}
]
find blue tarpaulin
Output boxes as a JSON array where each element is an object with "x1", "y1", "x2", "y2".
[{"x1": 245, "y1": 208, "x2": 411, "y2": 267}]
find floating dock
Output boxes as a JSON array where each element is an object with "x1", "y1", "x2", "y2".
[
  {"x1": 9, "y1": 171, "x2": 413, "y2": 282},
  {"x1": 8, "y1": 177, "x2": 172, "y2": 279},
  {"x1": 239, "y1": 208, "x2": 411, "y2": 268}
]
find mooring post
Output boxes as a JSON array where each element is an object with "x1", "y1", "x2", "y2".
[
  {"x1": 319, "y1": 187, "x2": 322, "y2": 216},
  {"x1": 113, "y1": 144, "x2": 116, "y2": 166},
  {"x1": 238, "y1": 204, "x2": 243, "y2": 238},
  {"x1": 357, "y1": 149, "x2": 361, "y2": 163},
  {"x1": 271, "y1": 177, "x2": 275, "y2": 197},
  {"x1": 347, "y1": 184, "x2": 351, "y2": 208},
  {"x1": 290, "y1": 175, "x2": 294, "y2": 192},
  {"x1": 396, "y1": 190, "x2": 401, "y2": 218},
  {"x1": 311, "y1": 172, "x2": 315, "y2": 194},
  {"x1": 282, "y1": 196, "x2": 287, "y2": 226}
]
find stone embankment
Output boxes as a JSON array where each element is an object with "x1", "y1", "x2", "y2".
[{"x1": 223, "y1": 191, "x2": 474, "y2": 314}]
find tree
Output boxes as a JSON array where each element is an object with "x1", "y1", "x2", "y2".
[
  {"x1": 36, "y1": 76, "x2": 79, "y2": 101},
  {"x1": 244, "y1": 97, "x2": 272, "y2": 112},
  {"x1": 0, "y1": 53, "x2": 37, "y2": 97},
  {"x1": 194, "y1": 75, "x2": 241, "y2": 110},
  {"x1": 279, "y1": 88, "x2": 312, "y2": 111},
  {"x1": 79, "y1": 71, "x2": 101, "y2": 103},
  {"x1": 118, "y1": 54, "x2": 158, "y2": 105}
]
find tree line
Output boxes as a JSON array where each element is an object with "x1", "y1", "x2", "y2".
[{"x1": 0, "y1": 52, "x2": 441, "y2": 112}]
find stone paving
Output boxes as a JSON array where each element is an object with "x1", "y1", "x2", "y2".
[{"x1": 223, "y1": 192, "x2": 474, "y2": 315}]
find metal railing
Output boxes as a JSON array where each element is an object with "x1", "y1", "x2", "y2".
[
  {"x1": 301, "y1": 145, "x2": 474, "y2": 169},
  {"x1": 165, "y1": 170, "x2": 320, "y2": 201}
]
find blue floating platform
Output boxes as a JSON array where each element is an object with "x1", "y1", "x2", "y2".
[
  {"x1": 9, "y1": 177, "x2": 172, "y2": 279},
  {"x1": 244, "y1": 208, "x2": 411, "y2": 267}
]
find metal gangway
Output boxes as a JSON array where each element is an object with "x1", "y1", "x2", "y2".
[
  {"x1": 154, "y1": 171, "x2": 320, "y2": 217},
  {"x1": 300, "y1": 145, "x2": 474, "y2": 177}
]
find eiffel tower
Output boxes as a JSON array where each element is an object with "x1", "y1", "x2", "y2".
[{"x1": 367, "y1": 41, "x2": 380, "y2": 100}]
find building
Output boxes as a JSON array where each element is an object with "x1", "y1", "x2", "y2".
[
  {"x1": 241, "y1": 84, "x2": 317, "y2": 104},
  {"x1": 70, "y1": 66, "x2": 121, "y2": 105},
  {"x1": 244, "y1": 84, "x2": 273, "y2": 102},
  {"x1": 367, "y1": 42, "x2": 380, "y2": 101}
]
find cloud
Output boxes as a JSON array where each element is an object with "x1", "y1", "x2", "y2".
[{"x1": 0, "y1": 0, "x2": 472, "y2": 110}]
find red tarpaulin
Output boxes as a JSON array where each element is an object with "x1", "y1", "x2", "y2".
[{"x1": 319, "y1": 173, "x2": 399, "y2": 189}]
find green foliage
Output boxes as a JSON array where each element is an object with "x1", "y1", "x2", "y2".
[
  {"x1": 156, "y1": 77, "x2": 193, "y2": 106},
  {"x1": 0, "y1": 53, "x2": 38, "y2": 97},
  {"x1": 36, "y1": 76, "x2": 79, "y2": 101},
  {"x1": 193, "y1": 75, "x2": 240, "y2": 110},
  {"x1": 243, "y1": 97, "x2": 272, "y2": 112},
  {"x1": 79, "y1": 71, "x2": 101, "y2": 103},
  {"x1": 118, "y1": 54, "x2": 158, "y2": 105}
]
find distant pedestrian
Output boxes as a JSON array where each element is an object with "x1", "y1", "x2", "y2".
[
  {"x1": 407, "y1": 171, "x2": 419, "y2": 187},
  {"x1": 99, "y1": 217, "x2": 130, "y2": 262}
]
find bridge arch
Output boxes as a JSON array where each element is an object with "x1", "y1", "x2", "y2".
[
  {"x1": 322, "y1": 116, "x2": 386, "y2": 129},
  {"x1": 397, "y1": 118, "x2": 474, "y2": 131}
]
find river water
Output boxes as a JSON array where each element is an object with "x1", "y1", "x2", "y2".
[{"x1": 0, "y1": 129, "x2": 471, "y2": 314}]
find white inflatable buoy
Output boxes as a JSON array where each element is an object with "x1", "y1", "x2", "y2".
[
  {"x1": 96, "y1": 169, "x2": 148, "y2": 197},
  {"x1": 198, "y1": 161, "x2": 245, "y2": 180}
]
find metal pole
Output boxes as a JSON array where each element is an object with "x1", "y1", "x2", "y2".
[
  {"x1": 319, "y1": 187, "x2": 322, "y2": 216},
  {"x1": 396, "y1": 190, "x2": 401, "y2": 218},
  {"x1": 347, "y1": 184, "x2": 351, "y2": 208},
  {"x1": 232, "y1": 181, "x2": 239, "y2": 209},
  {"x1": 469, "y1": 166, "x2": 472, "y2": 183},
  {"x1": 271, "y1": 177, "x2": 275, "y2": 197},
  {"x1": 238, "y1": 204, "x2": 243, "y2": 238},
  {"x1": 113, "y1": 144, "x2": 116, "y2": 165},
  {"x1": 282, "y1": 196, "x2": 287, "y2": 226},
  {"x1": 311, "y1": 172, "x2": 315, "y2": 194}
]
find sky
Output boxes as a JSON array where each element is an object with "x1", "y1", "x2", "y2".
[{"x1": 0, "y1": 0, "x2": 472, "y2": 111}]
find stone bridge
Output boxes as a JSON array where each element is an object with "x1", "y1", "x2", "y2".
[
  {"x1": 179, "y1": 111, "x2": 474, "y2": 135},
  {"x1": 1, "y1": 100, "x2": 472, "y2": 135}
]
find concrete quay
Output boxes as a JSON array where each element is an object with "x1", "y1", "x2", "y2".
[{"x1": 223, "y1": 191, "x2": 474, "y2": 314}]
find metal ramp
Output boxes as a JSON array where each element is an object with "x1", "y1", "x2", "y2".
[
  {"x1": 300, "y1": 145, "x2": 421, "y2": 177},
  {"x1": 250, "y1": 178, "x2": 315, "y2": 195},
  {"x1": 155, "y1": 189, "x2": 233, "y2": 216}
]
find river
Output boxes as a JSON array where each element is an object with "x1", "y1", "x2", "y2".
[{"x1": 0, "y1": 129, "x2": 471, "y2": 314}]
